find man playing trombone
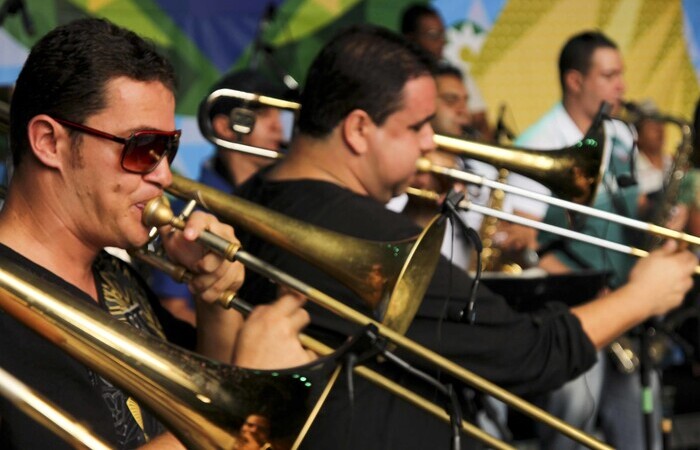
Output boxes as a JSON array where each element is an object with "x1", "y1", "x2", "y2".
[
  {"x1": 0, "y1": 18, "x2": 314, "y2": 449},
  {"x1": 235, "y1": 25, "x2": 696, "y2": 449}
]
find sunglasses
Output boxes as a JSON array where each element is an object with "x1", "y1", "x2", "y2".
[{"x1": 52, "y1": 117, "x2": 181, "y2": 174}]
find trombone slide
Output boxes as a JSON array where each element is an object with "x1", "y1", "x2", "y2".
[
  {"x1": 131, "y1": 248, "x2": 516, "y2": 450},
  {"x1": 142, "y1": 197, "x2": 612, "y2": 450}
]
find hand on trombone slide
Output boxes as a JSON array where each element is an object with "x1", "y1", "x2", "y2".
[
  {"x1": 234, "y1": 293, "x2": 318, "y2": 370},
  {"x1": 158, "y1": 209, "x2": 246, "y2": 306},
  {"x1": 140, "y1": 200, "x2": 317, "y2": 370},
  {"x1": 571, "y1": 239, "x2": 696, "y2": 349},
  {"x1": 626, "y1": 239, "x2": 696, "y2": 316}
]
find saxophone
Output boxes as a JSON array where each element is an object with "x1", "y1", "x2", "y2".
[
  {"x1": 623, "y1": 101, "x2": 693, "y2": 240},
  {"x1": 470, "y1": 168, "x2": 538, "y2": 274},
  {"x1": 606, "y1": 102, "x2": 694, "y2": 374},
  {"x1": 648, "y1": 118, "x2": 693, "y2": 249}
]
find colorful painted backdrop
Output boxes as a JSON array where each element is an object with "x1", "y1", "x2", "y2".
[{"x1": 1, "y1": 0, "x2": 699, "y2": 175}]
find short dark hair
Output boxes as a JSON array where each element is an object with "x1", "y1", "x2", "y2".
[
  {"x1": 400, "y1": 4, "x2": 439, "y2": 36},
  {"x1": 10, "y1": 18, "x2": 176, "y2": 167},
  {"x1": 434, "y1": 61, "x2": 463, "y2": 80},
  {"x1": 558, "y1": 31, "x2": 617, "y2": 93},
  {"x1": 298, "y1": 25, "x2": 435, "y2": 138},
  {"x1": 197, "y1": 69, "x2": 289, "y2": 135}
]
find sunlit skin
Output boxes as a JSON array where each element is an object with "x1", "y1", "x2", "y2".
[
  {"x1": 542, "y1": 46, "x2": 626, "y2": 272},
  {"x1": 363, "y1": 76, "x2": 438, "y2": 202},
  {"x1": 637, "y1": 118, "x2": 665, "y2": 165},
  {"x1": 61, "y1": 78, "x2": 176, "y2": 252},
  {"x1": 563, "y1": 47, "x2": 626, "y2": 133},
  {"x1": 0, "y1": 78, "x2": 176, "y2": 298}
]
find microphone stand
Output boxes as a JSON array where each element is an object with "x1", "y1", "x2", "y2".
[
  {"x1": 248, "y1": 2, "x2": 299, "y2": 94},
  {"x1": 639, "y1": 319, "x2": 662, "y2": 450},
  {"x1": 0, "y1": 0, "x2": 34, "y2": 35}
]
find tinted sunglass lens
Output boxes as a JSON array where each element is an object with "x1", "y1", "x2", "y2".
[{"x1": 122, "y1": 134, "x2": 168, "y2": 174}]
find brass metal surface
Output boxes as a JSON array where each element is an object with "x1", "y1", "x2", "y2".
[
  {"x1": 166, "y1": 175, "x2": 445, "y2": 335},
  {"x1": 0, "y1": 250, "x2": 333, "y2": 449}
]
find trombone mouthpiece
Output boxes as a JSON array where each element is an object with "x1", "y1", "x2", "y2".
[{"x1": 142, "y1": 197, "x2": 175, "y2": 228}]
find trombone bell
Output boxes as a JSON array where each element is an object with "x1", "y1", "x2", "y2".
[
  {"x1": 433, "y1": 121, "x2": 606, "y2": 206},
  {"x1": 166, "y1": 174, "x2": 446, "y2": 335}
]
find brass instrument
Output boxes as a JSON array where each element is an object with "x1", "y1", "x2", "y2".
[
  {"x1": 2, "y1": 100, "x2": 504, "y2": 449},
  {"x1": 165, "y1": 174, "x2": 446, "y2": 335},
  {"x1": 623, "y1": 101, "x2": 695, "y2": 248},
  {"x1": 132, "y1": 237, "x2": 514, "y2": 450},
  {"x1": 162, "y1": 177, "x2": 612, "y2": 450},
  {"x1": 416, "y1": 157, "x2": 700, "y2": 249},
  {"x1": 409, "y1": 181, "x2": 700, "y2": 274},
  {"x1": 469, "y1": 167, "x2": 534, "y2": 274},
  {"x1": 609, "y1": 101, "x2": 695, "y2": 374},
  {"x1": 433, "y1": 127, "x2": 606, "y2": 206},
  {"x1": 0, "y1": 247, "x2": 339, "y2": 449},
  {"x1": 0, "y1": 366, "x2": 113, "y2": 449},
  {"x1": 201, "y1": 88, "x2": 605, "y2": 207},
  {"x1": 431, "y1": 110, "x2": 604, "y2": 274}
]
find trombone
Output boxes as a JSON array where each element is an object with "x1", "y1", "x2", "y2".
[
  {"x1": 201, "y1": 89, "x2": 700, "y2": 265},
  {"x1": 0, "y1": 245, "x2": 335, "y2": 450},
  {"x1": 133, "y1": 227, "x2": 514, "y2": 450},
  {"x1": 161, "y1": 175, "x2": 612, "y2": 450},
  {"x1": 0, "y1": 366, "x2": 112, "y2": 449}
]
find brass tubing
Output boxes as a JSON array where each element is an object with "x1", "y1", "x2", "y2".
[
  {"x1": 297, "y1": 335, "x2": 516, "y2": 450},
  {"x1": 407, "y1": 187, "x2": 700, "y2": 275},
  {"x1": 131, "y1": 249, "x2": 515, "y2": 450},
  {"x1": 0, "y1": 366, "x2": 113, "y2": 450},
  {"x1": 143, "y1": 200, "x2": 611, "y2": 450},
  {"x1": 416, "y1": 158, "x2": 700, "y2": 248}
]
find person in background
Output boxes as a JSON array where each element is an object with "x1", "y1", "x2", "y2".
[
  {"x1": 234, "y1": 24, "x2": 695, "y2": 449},
  {"x1": 401, "y1": 3, "x2": 492, "y2": 141},
  {"x1": 633, "y1": 99, "x2": 690, "y2": 232},
  {"x1": 150, "y1": 69, "x2": 289, "y2": 324},
  {"x1": 516, "y1": 30, "x2": 658, "y2": 449}
]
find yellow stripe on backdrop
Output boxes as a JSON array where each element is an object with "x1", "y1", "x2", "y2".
[{"x1": 469, "y1": 0, "x2": 698, "y2": 152}]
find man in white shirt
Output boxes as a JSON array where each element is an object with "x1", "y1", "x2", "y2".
[{"x1": 516, "y1": 31, "x2": 655, "y2": 450}]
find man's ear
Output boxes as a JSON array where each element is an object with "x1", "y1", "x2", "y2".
[
  {"x1": 212, "y1": 114, "x2": 237, "y2": 140},
  {"x1": 342, "y1": 109, "x2": 374, "y2": 155},
  {"x1": 564, "y1": 69, "x2": 583, "y2": 95},
  {"x1": 27, "y1": 115, "x2": 65, "y2": 169}
]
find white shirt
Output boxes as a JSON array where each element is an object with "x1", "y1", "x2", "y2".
[
  {"x1": 514, "y1": 102, "x2": 635, "y2": 218},
  {"x1": 635, "y1": 152, "x2": 671, "y2": 194}
]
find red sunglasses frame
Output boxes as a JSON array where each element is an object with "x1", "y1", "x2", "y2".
[{"x1": 52, "y1": 117, "x2": 182, "y2": 174}]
